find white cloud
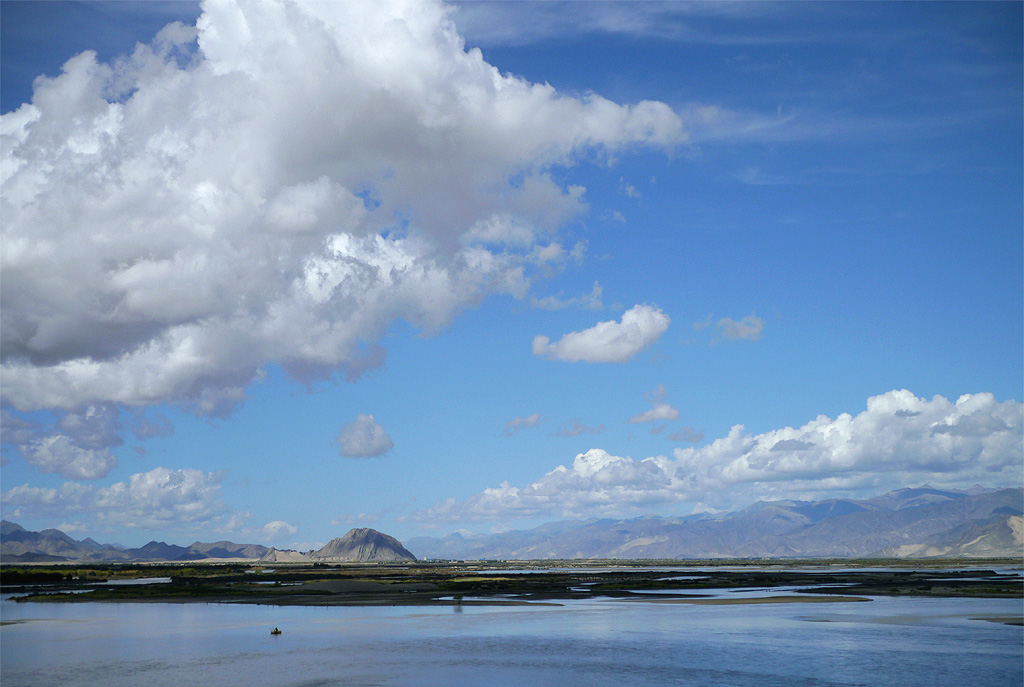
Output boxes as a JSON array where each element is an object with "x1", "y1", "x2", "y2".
[
  {"x1": 0, "y1": 0, "x2": 685, "y2": 417},
  {"x1": 668, "y1": 427, "x2": 705, "y2": 443},
  {"x1": 533, "y1": 304, "x2": 670, "y2": 363},
  {"x1": 287, "y1": 541, "x2": 325, "y2": 553},
  {"x1": 3, "y1": 403, "x2": 127, "y2": 480},
  {"x1": 629, "y1": 405, "x2": 680, "y2": 424},
  {"x1": 129, "y1": 410, "x2": 174, "y2": 439},
  {"x1": 531, "y1": 281, "x2": 603, "y2": 311},
  {"x1": 56, "y1": 404, "x2": 123, "y2": 450},
  {"x1": 261, "y1": 520, "x2": 298, "y2": 540},
  {"x1": 23, "y1": 435, "x2": 117, "y2": 480},
  {"x1": 330, "y1": 512, "x2": 383, "y2": 527},
  {"x1": 555, "y1": 418, "x2": 605, "y2": 437},
  {"x1": 453, "y1": 2, "x2": 778, "y2": 47},
  {"x1": 717, "y1": 314, "x2": 765, "y2": 341},
  {"x1": 338, "y1": 414, "x2": 394, "y2": 457},
  {"x1": 629, "y1": 384, "x2": 680, "y2": 424},
  {"x1": 504, "y1": 412, "x2": 541, "y2": 437},
  {"x1": 1, "y1": 466, "x2": 228, "y2": 529},
  {"x1": 410, "y1": 448, "x2": 679, "y2": 523},
  {"x1": 409, "y1": 390, "x2": 1023, "y2": 525}
]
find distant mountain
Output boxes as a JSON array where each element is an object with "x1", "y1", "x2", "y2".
[
  {"x1": 0, "y1": 521, "x2": 268, "y2": 563},
  {"x1": 4, "y1": 487, "x2": 1021, "y2": 563},
  {"x1": 186, "y1": 541, "x2": 270, "y2": 560},
  {"x1": 0, "y1": 521, "x2": 414, "y2": 564},
  {"x1": 260, "y1": 528, "x2": 417, "y2": 563},
  {"x1": 406, "y1": 487, "x2": 1024, "y2": 560}
]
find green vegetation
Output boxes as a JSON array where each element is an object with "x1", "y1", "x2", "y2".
[{"x1": 3, "y1": 560, "x2": 1021, "y2": 606}]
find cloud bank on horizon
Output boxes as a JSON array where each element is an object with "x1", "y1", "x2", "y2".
[
  {"x1": 410, "y1": 390, "x2": 1024, "y2": 526},
  {"x1": 0, "y1": 0, "x2": 1020, "y2": 544}
]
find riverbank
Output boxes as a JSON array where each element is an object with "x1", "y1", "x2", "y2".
[{"x1": 3, "y1": 560, "x2": 1020, "y2": 608}]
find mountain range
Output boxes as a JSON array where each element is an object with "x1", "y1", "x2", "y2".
[
  {"x1": 405, "y1": 486, "x2": 1024, "y2": 560},
  {"x1": 0, "y1": 522, "x2": 413, "y2": 564},
  {"x1": 3, "y1": 486, "x2": 1021, "y2": 563}
]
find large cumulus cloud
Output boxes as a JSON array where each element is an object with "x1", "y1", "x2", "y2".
[
  {"x1": 0, "y1": 0, "x2": 685, "y2": 417},
  {"x1": 410, "y1": 390, "x2": 1024, "y2": 525},
  {"x1": 1, "y1": 466, "x2": 229, "y2": 530}
]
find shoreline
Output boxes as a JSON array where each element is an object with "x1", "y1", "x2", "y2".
[{"x1": 3, "y1": 563, "x2": 1020, "y2": 608}]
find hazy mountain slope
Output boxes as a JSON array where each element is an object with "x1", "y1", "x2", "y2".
[
  {"x1": 409, "y1": 487, "x2": 1023, "y2": 560},
  {"x1": 874, "y1": 514, "x2": 1024, "y2": 558},
  {"x1": 1, "y1": 520, "x2": 270, "y2": 563},
  {"x1": 4, "y1": 487, "x2": 1020, "y2": 562},
  {"x1": 186, "y1": 541, "x2": 269, "y2": 559}
]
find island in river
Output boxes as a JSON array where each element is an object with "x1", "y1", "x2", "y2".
[{"x1": 2, "y1": 559, "x2": 1021, "y2": 621}]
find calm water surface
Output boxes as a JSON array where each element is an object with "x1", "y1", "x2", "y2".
[{"x1": 2, "y1": 589, "x2": 1021, "y2": 686}]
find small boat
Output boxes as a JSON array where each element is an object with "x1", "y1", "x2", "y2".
[{"x1": 270, "y1": 627, "x2": 282, "y2": 635}]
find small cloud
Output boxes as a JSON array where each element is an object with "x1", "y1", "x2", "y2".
[
  {"x1": 717, "y1": 314, "x2": 764, "y2": 341},
  {"x1": 504, "y1": 412, "x2": 542, "y2": 437},
  {"x1": 130, "y1": 410, "x2": 174, "y2": 439},
  {"x1": 734, "y1": 166, "x2": 777, "y2": 186},
  {"x1": 531, "y1": 281, "x2": 603, "y2": 311},
  {"x1": 55, "y1": 522, "x2": 89, "y2": 534},
  {"x1": 555, "y1": 418, "x2": 606, "y2": 437},
  {"x1": 338, "y1": 414, "x2": 394, "y2": 457},
  {"x1": 261, "y1": 520, "x2": 298, "y2": 539},
  {"x1": 629, "y1": 384, "x2": 680, "y2": 424},
  {"x1": 692, "y1": 314, "x2": 713, "y2": 331},
  {"x1": 619, "y1": 177, "x2": 641, "y2": 198},
  {"x1": 629, "y1": 404, "x2": 680, "y2": 424},
  {"x1": 667, "y1": 427, "x2": 704, "y2": 443},
  {"x1": 646, "y1": 384, "x2": 668, "y2": 404},
  {"x1": 330, "y1": 512, "x2": 382, "y2": 527},
  {"x1": 533, "y1": 304, "x2": 669, "y2": 363}
]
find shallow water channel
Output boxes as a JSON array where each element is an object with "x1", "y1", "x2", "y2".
[{"x1": 2, "y1": 581, "x2": 1021, "y2": 687}]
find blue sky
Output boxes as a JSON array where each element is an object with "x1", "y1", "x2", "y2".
[{"x1": 1, "y1": 1, "x2": 1021, "y2": 549}]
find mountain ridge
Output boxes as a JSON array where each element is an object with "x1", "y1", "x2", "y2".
[
  {"x1": 3, "y1": 486, "x2": 1021, "y2": 562},
  {"x1": 0, "y1": 524, "x2": 412, "y2": 564},
  {"x1": 406, "y1": 486, "x2": 1024, "y2": 560}
]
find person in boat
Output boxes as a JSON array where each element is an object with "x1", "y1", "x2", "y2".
[{"x1": 271, "y1": 627, "x2": 281, "y2": 635}]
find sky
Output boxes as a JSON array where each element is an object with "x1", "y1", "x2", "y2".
[{"x1": 1, "y1": 0, "x2": 1021, "y2": 550}]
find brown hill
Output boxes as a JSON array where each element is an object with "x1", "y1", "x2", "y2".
[{"x1": 313, "y1": 528, "x2": 417, "y2": 562}]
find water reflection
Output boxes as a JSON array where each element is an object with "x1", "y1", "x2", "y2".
[{"x1": 2, "y1": 590, "x2": 1020, "y2": 687}]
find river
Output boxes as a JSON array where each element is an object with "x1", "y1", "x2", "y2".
[{"x1": 2, "y1": 586, "x2": 1021, "y2": 686}]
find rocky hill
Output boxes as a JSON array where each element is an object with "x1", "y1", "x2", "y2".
[
  {"x1": 260, "y1": 528, "x2": 417, "y2": 563},
  {"x1": 316, "y1": 528, "x2": 417, "y2": 562}
]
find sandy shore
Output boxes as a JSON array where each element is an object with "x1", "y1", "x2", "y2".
[{"x1": 621, "y1": 594, "x2": 872, "y2": 605}]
